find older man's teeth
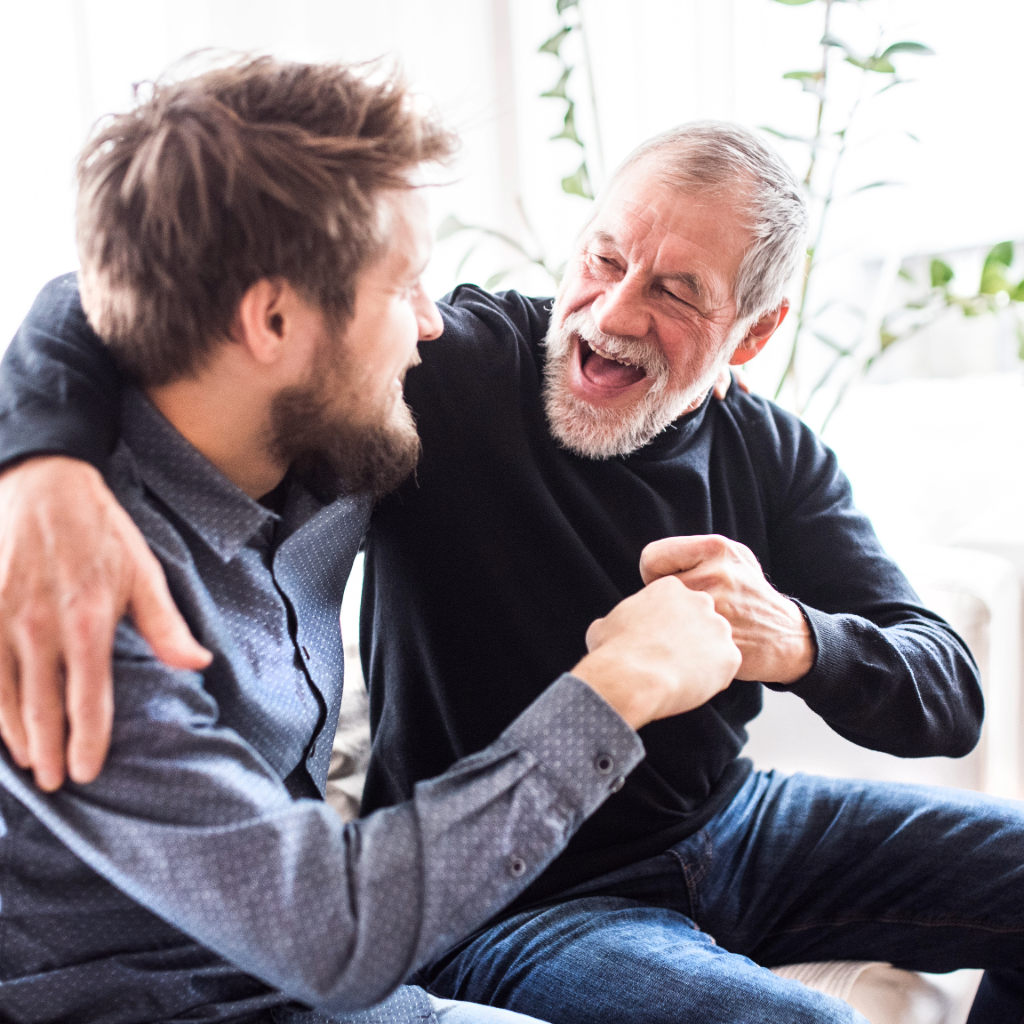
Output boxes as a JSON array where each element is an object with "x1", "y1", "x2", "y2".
[
  {"x1": 589, "y1": 342, "x2": 637, "y2": 368},
  {"x1": 580, "y1": 340, "x2": 648, "y2": 388}
]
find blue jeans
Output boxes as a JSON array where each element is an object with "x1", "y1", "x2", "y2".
[{"x1": 415, "y1": 771, "x2": 1024, "y2": 1024}]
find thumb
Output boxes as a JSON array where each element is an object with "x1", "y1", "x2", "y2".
[
  {"x1": 585, "y1": 615, "x2": 607, "y2": 653},
  {"x1": 128, "y1": 548, "x2": 211, "y2": 670},
  {"x1": 639, "y1": 537, "x2": 698, "y2": 586}
]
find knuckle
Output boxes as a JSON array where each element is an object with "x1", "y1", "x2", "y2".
[
  {"x1": 17, "y1": 609, "x2": 56, "y2": 646},
  {"x1": 708, "y1": 534, "x2": 730, "y2": 556},
  {"x1": 66, "y1": 607, "x2": 101, "y2": 643},
  {"x1": 24, "y1": 702, "x2": 60, "y2": 729}
]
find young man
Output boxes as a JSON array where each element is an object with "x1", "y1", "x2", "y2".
[
  {"x1": 2, "y1": 121, "x2": 1024, "y2": 1020},
  {"x1": 0, "y1": 59, "x2": 743, "y2": 1024}
]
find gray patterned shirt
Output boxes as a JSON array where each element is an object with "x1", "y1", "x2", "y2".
[{"x1": 0, "y1": 388, "x2": 643, "y2": 1023}]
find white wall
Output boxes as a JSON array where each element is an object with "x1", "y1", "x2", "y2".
[
  {"x1": 0, "y1": 0, "x2": 514, "y2": 343},
  {"x1": 2, "y1": 1, "x2": 1022, "y2": 352}
]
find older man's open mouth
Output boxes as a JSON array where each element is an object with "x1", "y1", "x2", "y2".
[{"x1": 571, "y1": 334, "x2": 649, "y2": 403}]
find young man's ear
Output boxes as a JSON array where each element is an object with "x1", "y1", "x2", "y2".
[
  {"x1": 729, "y1": 300, "x2": 790, "y2": 367},
  {"x1": 235, "y1": 279, "x2": 290, "y2": 364}
]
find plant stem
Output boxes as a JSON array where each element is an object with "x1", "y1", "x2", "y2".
[
  {"x1": 575, "y1": 1, "x2": 606, "y2": 188},
  {"x1": 775, "y1": 0, "x2": 835, "y2": 404}
]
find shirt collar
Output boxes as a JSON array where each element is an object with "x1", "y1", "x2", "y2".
[{"x1": 120, "y1": 387, "x2": 284, "y2": 563}]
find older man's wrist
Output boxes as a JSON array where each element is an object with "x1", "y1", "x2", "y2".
[{"x1": 771, "y1": 599, "x2": 817, "y2": 684}]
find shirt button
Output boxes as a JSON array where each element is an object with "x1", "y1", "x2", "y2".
[
  {"x1": 508, "y1": 856, "x2": 527, "y2": 878},
  {"x1": 595, "y1": 754, "x2": 614, "y2": 775},
  {"x1": 609, "y1": 776, "x2": 625, "y2": 794}
]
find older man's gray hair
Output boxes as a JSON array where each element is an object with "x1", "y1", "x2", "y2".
[{"x1": 606, "y1": 121, "x2": 808, "y2": 326}]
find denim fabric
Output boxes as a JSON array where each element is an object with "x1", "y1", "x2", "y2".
[{"x1": 418, "y1": 770, "x2": 1024, "y2": 1024}]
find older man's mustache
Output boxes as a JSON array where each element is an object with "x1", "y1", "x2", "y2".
[{"x1": 557, "y1": 311, "x2": 670, "y2": 385}]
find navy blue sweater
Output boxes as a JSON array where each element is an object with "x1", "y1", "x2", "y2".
[{"x1": 0, "y1": 277, "x2": 982, "y2": 904}]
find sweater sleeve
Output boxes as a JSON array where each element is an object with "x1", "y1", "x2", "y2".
[
  {"x1": 756, "y1": 400, "x2": 983, "y2": 759},
  {"x1": 0, "y1": 274, "x2": 122, "y2": 472}
]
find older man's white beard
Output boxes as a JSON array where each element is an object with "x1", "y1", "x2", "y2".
[{"x1": 542, "y1": 310, "x2": 719, "y2": 459}]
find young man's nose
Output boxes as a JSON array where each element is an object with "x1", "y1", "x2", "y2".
[{"x1": 417, "y1": 295, "x2": 444, "y2": 342}]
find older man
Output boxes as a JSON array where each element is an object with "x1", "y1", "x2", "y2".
[{"x1": 1, "y1": 122, "x2": 1023, "y2": 1023}]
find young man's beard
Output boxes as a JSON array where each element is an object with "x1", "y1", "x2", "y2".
[{"x1": 269, "y1": 372, "x2": 421, "y2": 503}]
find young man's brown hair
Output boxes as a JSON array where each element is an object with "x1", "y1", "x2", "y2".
[{"x1": 76, "y1": 55, "x2": 455, "y2": 386}]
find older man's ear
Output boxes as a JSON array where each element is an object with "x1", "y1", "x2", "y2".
[{"x1": 729, "y1": 300, "x2": 790, "y2": 366}]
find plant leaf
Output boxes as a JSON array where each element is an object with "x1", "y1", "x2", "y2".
[
  {"x1": 851, "y1": 180, "x2": 901, "y2": 193},
  {"x1": 556, "y1": 0, "x2": 580, "y2": 11},
  {"x1": 897, "y1": 267, "x2": 915, "y2": 282},
  {"x1": 541, "y1": 66, "x2": 572, "y2": 99},
  {"x1": 980, "y1": 265, "x2": 1012, "y2": 296},
  {"x1": 783, "y1": 70, "x2": 825, "y2": 95},
  {"x1": 561, "y1": 161, "x2": 594, "y2": 199},
  {"x1": 759, "y1": 125, "x2": 814, "y2": 144},
  {"x1": 930, "y1": 259, "x2": 954, "y2": 288},
  {"x1": 877, "y1": 77, "x2": 910, "y2": 95},
  {"x1": 539, "y1": 26, "x2": 571, "y2": 55},
  {"x1": 880, "y1": 41, "x2": 935, "y2": 58},
  {"x1": 551, "y1": 102, "x2": 582, "y2": 145},
  {"x1": 454, "y1": 239, "x2": 482, "y2": 281},
  {"x1": 848, "y1": 54, "x2": 896, "y2": 73},
  {"x1": 812, "y1": 330, "x2": 854, "y2": 356},
  {"x1": 821, "y1": 33, "x2": 855, "y2": 54},
  {"x1": 983, "y1": 240, "x2": 1014, "y2": 270},
  {"x1": 484, "y1": 270, "x2": 512, "y2": 290},
  {"x1": 1011, "y1": 279, "x2": 1024, "y2": 303},
  {"x1": 774, "y1": 0, "x2": 817, "y2": 5},
  {"x1": 436, "y1": 214, "x2": 467, "y2": 241}
]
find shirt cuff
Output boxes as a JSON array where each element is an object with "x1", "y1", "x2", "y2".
[{"x1": 499, "y1": 672, "x2": 645, "y2": 823}]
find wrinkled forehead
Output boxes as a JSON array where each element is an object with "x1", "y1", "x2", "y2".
[
  {"x1": 581, "y1": 162, "x2": 753, "y2": 303},
  {"x1": 595, "y1": 152, "x2": 754, "y2": 232}
]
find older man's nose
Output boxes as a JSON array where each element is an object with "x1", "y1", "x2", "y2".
[{"x1": 592, "y1": 276, "x2": 650, "y2": 340}]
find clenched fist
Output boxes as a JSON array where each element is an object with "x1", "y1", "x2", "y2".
[
  {"x1": 572, "y1": 576, "x2": 741, "y2": 729},
  {"x1": 639, "y1": 534, "x2": 815, "y2": 684}
]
